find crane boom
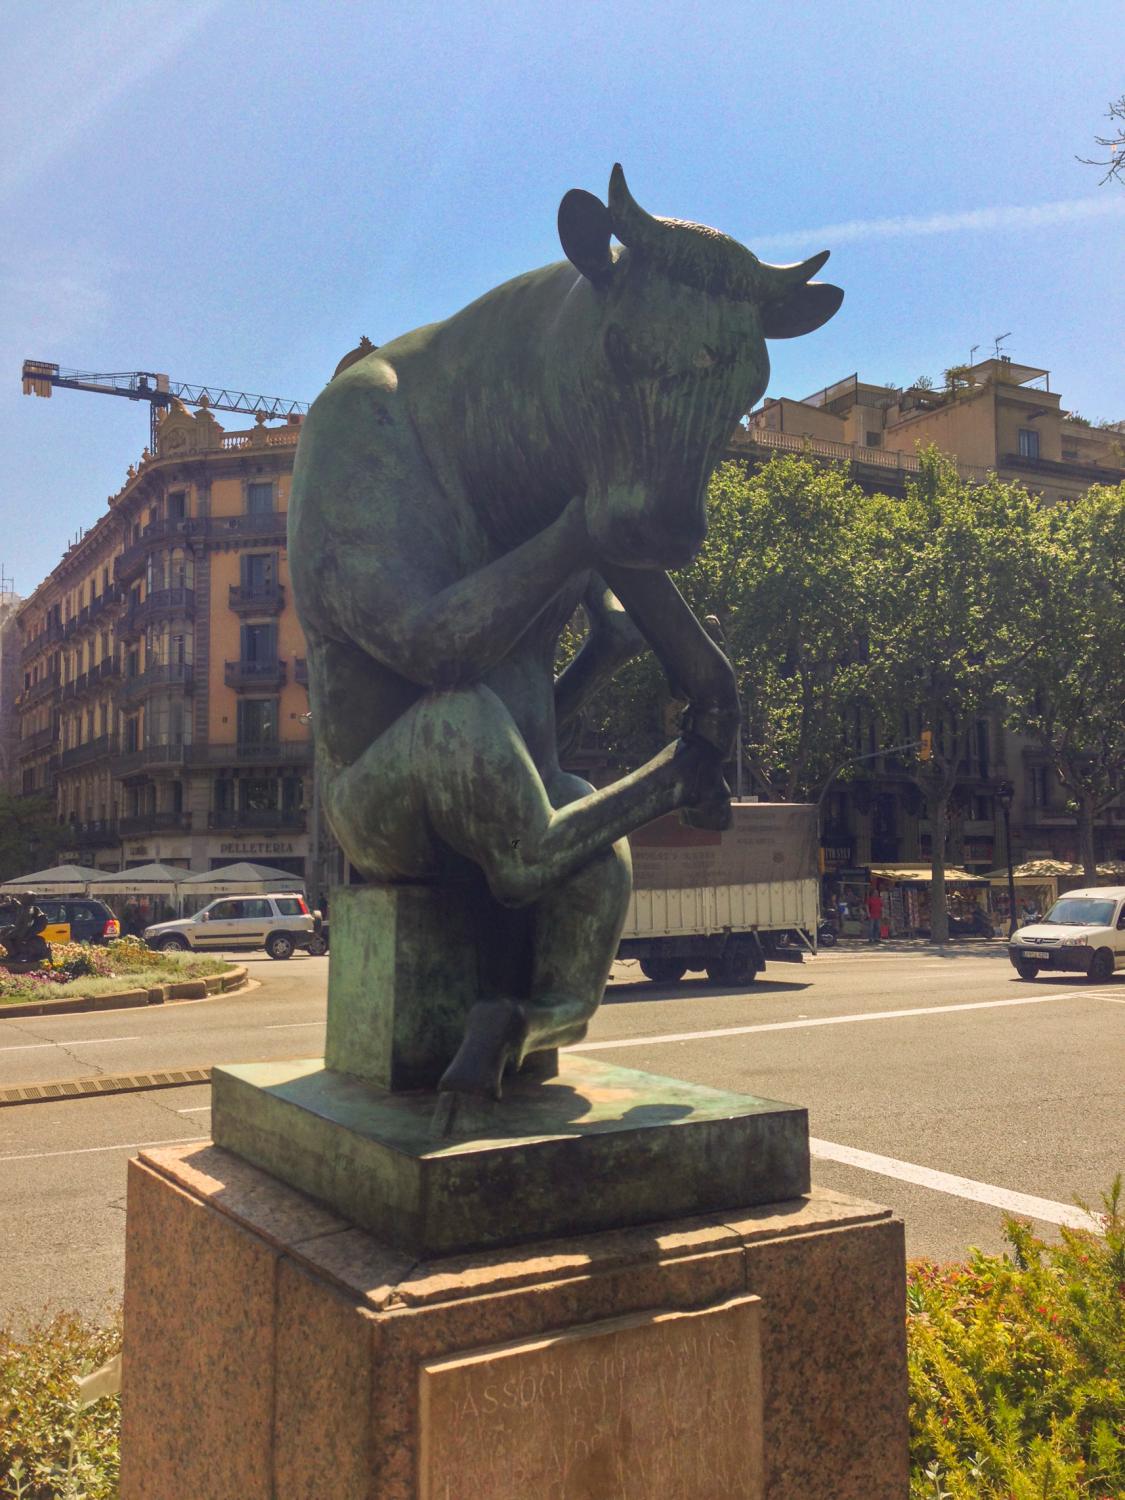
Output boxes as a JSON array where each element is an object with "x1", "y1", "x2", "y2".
[{"x1": 21, "y1": 360, "x2": 309, "y2": 449}]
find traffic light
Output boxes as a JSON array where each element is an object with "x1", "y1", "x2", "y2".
[{"x1": 918, "y1": 729, "x2": 933, "y2": 762}]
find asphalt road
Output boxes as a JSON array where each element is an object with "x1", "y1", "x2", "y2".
[{"x1": 1, "y1": 944, "x2": 1122, "y2": 1329}]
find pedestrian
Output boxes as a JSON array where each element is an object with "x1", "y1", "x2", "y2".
[{"x1": 865, "y1": 887, "x2": 883, "y2": 944}]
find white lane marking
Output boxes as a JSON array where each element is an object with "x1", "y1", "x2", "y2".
[
  {"x1": 572, "y1": 990, "x2": 1093, "y2": 1052},
  {"x1": 265, "y1": 1021, "x2": 323, "y2": 1030},
  {"x1": 0, "y1": 1034, "x2": 142, "y2": 1054},
  {"x1": 176, "y1": 1105, "x2": 211, "y2": 1113},
  {"x1": 809, "y1": 1138, "x2": 1102, "y2": 1233},
  {"x1": 0, "y1": 1136, "x2": 206, "y2": 1165}
]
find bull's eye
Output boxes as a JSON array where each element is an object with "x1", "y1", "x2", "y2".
[{"x1": 693, "y1": 346, "x2": 717, "y2": 370}]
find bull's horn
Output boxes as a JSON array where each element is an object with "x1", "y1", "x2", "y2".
[
  {"x1": 763, "y1": 249, "x2": 831, "y2": 285},
  {"x1": 607, "y1": 163, "x2": 673, "y2": 250}
]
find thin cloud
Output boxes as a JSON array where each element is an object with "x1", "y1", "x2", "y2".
[
  {"x1": 0, "y1": 0, "x2": 224, "y2": 204},
  {"x1": 756, "y1": 194, "x2": 1125, "y2": 253}
]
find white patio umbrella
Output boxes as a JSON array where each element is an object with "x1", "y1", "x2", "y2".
[
  {"x1": 0, "y1": 864, "x2": 104, "y2": 894},
  {"x1": 176, "y1": 862, "x2": 306, "y2": 897},
  {"x1": 86, "y1": 863, "x2": 185, "y2": 898}
]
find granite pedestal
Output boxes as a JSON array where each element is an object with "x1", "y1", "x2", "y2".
[{"x1": 121, "y1": 1143, "x2": 908, "y2": 1499}]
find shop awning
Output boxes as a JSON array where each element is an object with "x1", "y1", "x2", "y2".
[{"x1": 867, "y1": 865, "x2": 988, "y2": 885}]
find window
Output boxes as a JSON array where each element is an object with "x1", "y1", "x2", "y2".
[
  {"x1": 1018, "y1": 427, "x2": 1040, "y2": 460},
  {"x1": 241, "y1": 553, "x2": 276, "y2": 591},
  {"x1": 241, "y1": 622, "x2": 277, "y2": 663},
  {"x1": 1030, "y1": 766, "x2": 1051, "y2": 808},
  {"x1": 865, "y1": 431, "x2": 881, "y2": 448},
  {"x1": 237, "y1": 698, "x2": 278, "y2": 748},
  {"x1": 243, "y1": 776, "x2": 278, "y2": 810},
  {"x1": 124, "y1": 716, "x2": 139, "y2": 753},
  {"x1": 241, "y1": 898, "x2": 273, "y2": 920},
  {"x1": 167, "y1": 491, "x2": 187, "y2": 521},
  {"x1": 275, "y1": 897, "x2": 306, "y2": 916},
  {"x1": 247, "y1": 481, "x2": 274, "y2": 514},
  {"x1": 209, "y1": 901, "x2": 239, "y2": 921}
]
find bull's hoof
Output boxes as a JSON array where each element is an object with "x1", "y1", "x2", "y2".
[{"x1": 438, "y1": 1000, "x2": 528, "y2": 1102}]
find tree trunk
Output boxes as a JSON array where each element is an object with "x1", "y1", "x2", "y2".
[
  {"x1": 1077, "y1": 795, "x2": 1097, "y2": 884},
  {"x1": 929, "y1": 794, "x2": 949, "y2": 944}
]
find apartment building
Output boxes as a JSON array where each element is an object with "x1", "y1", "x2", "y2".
[
  {"x1": 731, "y1": 355, "x2": 1125, "y2": 878},
  {"x1": 735, "y1": 356, "x2": 1124, "y2": 503},
  {"x1": 15, "y1": 400, "x2": 315, "y2": 879}
]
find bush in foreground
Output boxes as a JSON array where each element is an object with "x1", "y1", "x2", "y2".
[
  {"x1": 908, "y1": 1179, "x2": 1124, "y2": 1498},
  {"x1": 0, "y1": 937, "x2": 228, "y2": 1003},
  {"x1": 0, "y1": 1313, "x2": 120, "y2": 1500}
]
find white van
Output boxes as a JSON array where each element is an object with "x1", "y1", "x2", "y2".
[{"x1": 1008, "y1": 885, "x2": 1125, "y2": 983}]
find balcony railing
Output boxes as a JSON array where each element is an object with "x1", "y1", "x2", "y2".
[
  {"x1": 18, "y1": 725, "x2": 57, "y2": 757},
  {"x1": 118, "y1": 587, "x2": 195, "y2": 637},
  {"x1": 119, "y1": 661, "x2": 195, "y2": 704},
  {"x1": 22, "y1": 672, "x2": 60, "y2": 707},
  {"x1": 69, "y1": 819, "x2": 120, "y2": 848},
  {"x1": 21, "y1": 619, "x2": 63, "y2": 662},
  {"x1": 224, "y1": 657, "x2": 287, "y2": 690},
  {"x1": 60, "y1": 734, "x2": 117, "y2": 769},
  {"x1": 733, "y1": 425, "x2": 995, "y2": 486},
  {"x1": 119, "y1": 811, "x2": 192, "y2": 837},
  {"x1": 209, "y1": 512, "x2": 288, "y2": 543},
  {"x1": 229, "y1": 583, "x2": 285, "y2": 614},
  {"x1": 193, "y1": 740, "x2": 311, "y2": 766},
  {"x1": 207, "y1": 808, "x2": 306, "y2": 831},
  {"x1": 114, "y1": 518, "x2": 200, "y2": 582},
  {"x1": 93, "y1": 657, "x2": 121, "y2": 684},
  {"x1": 115, "y1": 742, "x2": 192, "y2": 776}
]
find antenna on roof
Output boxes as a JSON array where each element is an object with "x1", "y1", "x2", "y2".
[
  {"x1": 993, "y1": 332, "x2": 1011, "y2": 359},
  {"x1": 969, "y1": 344, "x2": 979, "y2": 366}
]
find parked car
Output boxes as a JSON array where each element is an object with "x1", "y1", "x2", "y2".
[
  {"x1": 144, "y1": 893, "x2": 316, "y2": 960},
  {"x1": 34, "y1": 897, "x2": 121, "y2": 945},
  {"x1": 1008, "y1": 886, "x2": 1125, "y2": 983}
]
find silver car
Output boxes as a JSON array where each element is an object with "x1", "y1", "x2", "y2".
[{"x1": 144, "y1": 893, "x2": 319, "y2": 960}]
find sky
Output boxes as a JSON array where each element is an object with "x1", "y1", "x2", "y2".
[{"x1": 1, "y1": 0, "x2": 1122, "y2": 596}]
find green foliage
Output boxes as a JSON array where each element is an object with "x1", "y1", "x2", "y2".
[
  {"x1": 0, "y1": 797, "x2": 62, "y2": 886},
  {"x1": 0, "y1": 938, "x2": 229, "y2": 1002},
  {"x1": 0, "y1": 1313, "x2": 120, "y2": 1500},
  {"x1": 1001, "y1": 482, "x2": 1125, "y2": 879},
  {"x1": 908, "y1": 1179, "x2": 1125, "y2": 1498}
]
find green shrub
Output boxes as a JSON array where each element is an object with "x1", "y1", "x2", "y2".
[
  {"x1": 0, "y1": 1313, "x2": 120, "y2": 1500},
  {"x1": 908, "y1": 1178, "x2": 1125, "y2": 1498}
]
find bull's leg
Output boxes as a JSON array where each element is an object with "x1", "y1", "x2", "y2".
[{"x1": 439, "y1": 774, "x2": 632, "y2": 1097}]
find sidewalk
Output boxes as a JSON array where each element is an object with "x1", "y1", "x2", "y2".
[{"x1": 821, "y1": 936, "x2": 1009, "y2": 957}]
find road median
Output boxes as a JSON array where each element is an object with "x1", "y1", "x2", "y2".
[{"x1": 0, "y1": 965, "x2": 248, "y2": 1020}]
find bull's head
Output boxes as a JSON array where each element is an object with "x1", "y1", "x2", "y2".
[{"x1": 555, "y1": 165, "x2": 842, "y2": 569}]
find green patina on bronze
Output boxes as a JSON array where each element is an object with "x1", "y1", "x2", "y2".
[
  {"x1": 210, "y1": 1054, "x2": 810, "y2": 1256},
  {"x1": 287, "y1": 164, "x2": 842, "y2": 1098}
]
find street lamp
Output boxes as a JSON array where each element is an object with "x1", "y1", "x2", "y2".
[{"x1": 996, "y1": 780, "x2": 1016, "y2": 938}]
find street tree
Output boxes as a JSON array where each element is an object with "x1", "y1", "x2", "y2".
[
  {"x1": 0, "y1": 793, "x2": 63, "y2": 883},
  {"x1": 1002, "y1": 482, "x2": 1125, "y2": 881},
  {"x1": 562, "y1": 456, "x2": 870, "y2": 801},
  {"x1": 858, "y1": 453, "x2": 1042, "y2": 942},
  {"x1": 1079, "y1": 95, "x2": 1125, "y2": 185}
]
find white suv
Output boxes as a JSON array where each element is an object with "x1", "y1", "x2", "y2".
[
  {"x1": 1008, "y1": 885, "x2": 1125, "y2": 983},
  {"x1": 144, "y1": 893, "x2": 319, "y2": 960}
]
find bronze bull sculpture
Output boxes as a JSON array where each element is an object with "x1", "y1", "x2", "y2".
[{"x1": 289, "y1": 166, "x2": 842, "y2": 1100}]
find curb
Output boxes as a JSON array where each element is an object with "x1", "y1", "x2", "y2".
[{"x1": 0, "y1": 965, "x2": 248, "y2": 1020}]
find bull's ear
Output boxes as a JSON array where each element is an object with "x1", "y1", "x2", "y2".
[
  {"x1": 558, "y1": 189, "x2": 614, "y2": 286},
  {"x1": 761, "y1": 282, "x2": 844, "y2": 339}
]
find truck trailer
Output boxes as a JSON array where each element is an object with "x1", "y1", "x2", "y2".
[{"x1": 617, "y1": 802, "x2": 819, "y2": 985}]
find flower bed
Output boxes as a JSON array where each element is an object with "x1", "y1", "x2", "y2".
[{"x1": 0, "y1": 936, "x2": 228, "y2": 1004}]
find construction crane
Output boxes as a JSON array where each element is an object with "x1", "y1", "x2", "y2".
[{"x1": 21, "y1": 360, "x2": 309, "y2": 451}]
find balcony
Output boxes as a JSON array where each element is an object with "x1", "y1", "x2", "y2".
[
  {"x1": 114, "y1": 518, "x2": 200, "y2": 583},
  {"x1": 193, "y1": 740, "x2": 311, "y2": 766},
  {"x1": 18, "y1": 725, "x2": 57, "y2": 758},
  {"x1": 224, "y1": 657, "x2": 287, "y2": 691},
  {"x1": 22, "y1": 672, "x2": 60, "y2": 707},
  {"x1": 209, "y1": 511, "x2": 288, "y2": 545},
  {"x1": 294, "y1": 657, "x2": 308, "y2": 685},
  {"x1": 229, "y1": 582, "x2": 285, "y2": 614},
  {"x1": 89, "y1": 586, "x2": 121, "y2": 622},
  {"x1": 207, "y1": 808, "x2": 306, "y2": 832},
  {"x1": 21, "y1": 619, "x2": 63, "y2": 663},
  {"x1": 92, "y1": 657, "x2": 121, "y2": 684},
  {"x1": 69, "y1": 818, "x2": 120, "y2": 849},
  {"x1": 60, "y1": 734, "x2": 117, "y2": 770},
  {"x1": 119, "y1": 811, "x2": 192, "y2": 837},
  {"x1": 118, "y1": 587, "x2": 195, "y2": 637},
  {"x1": 119, "y1": 661, "x2": 195, "y2": 705},
  {"x1": 115, "y1": 742, "x2": 191, "y2": 777}
]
